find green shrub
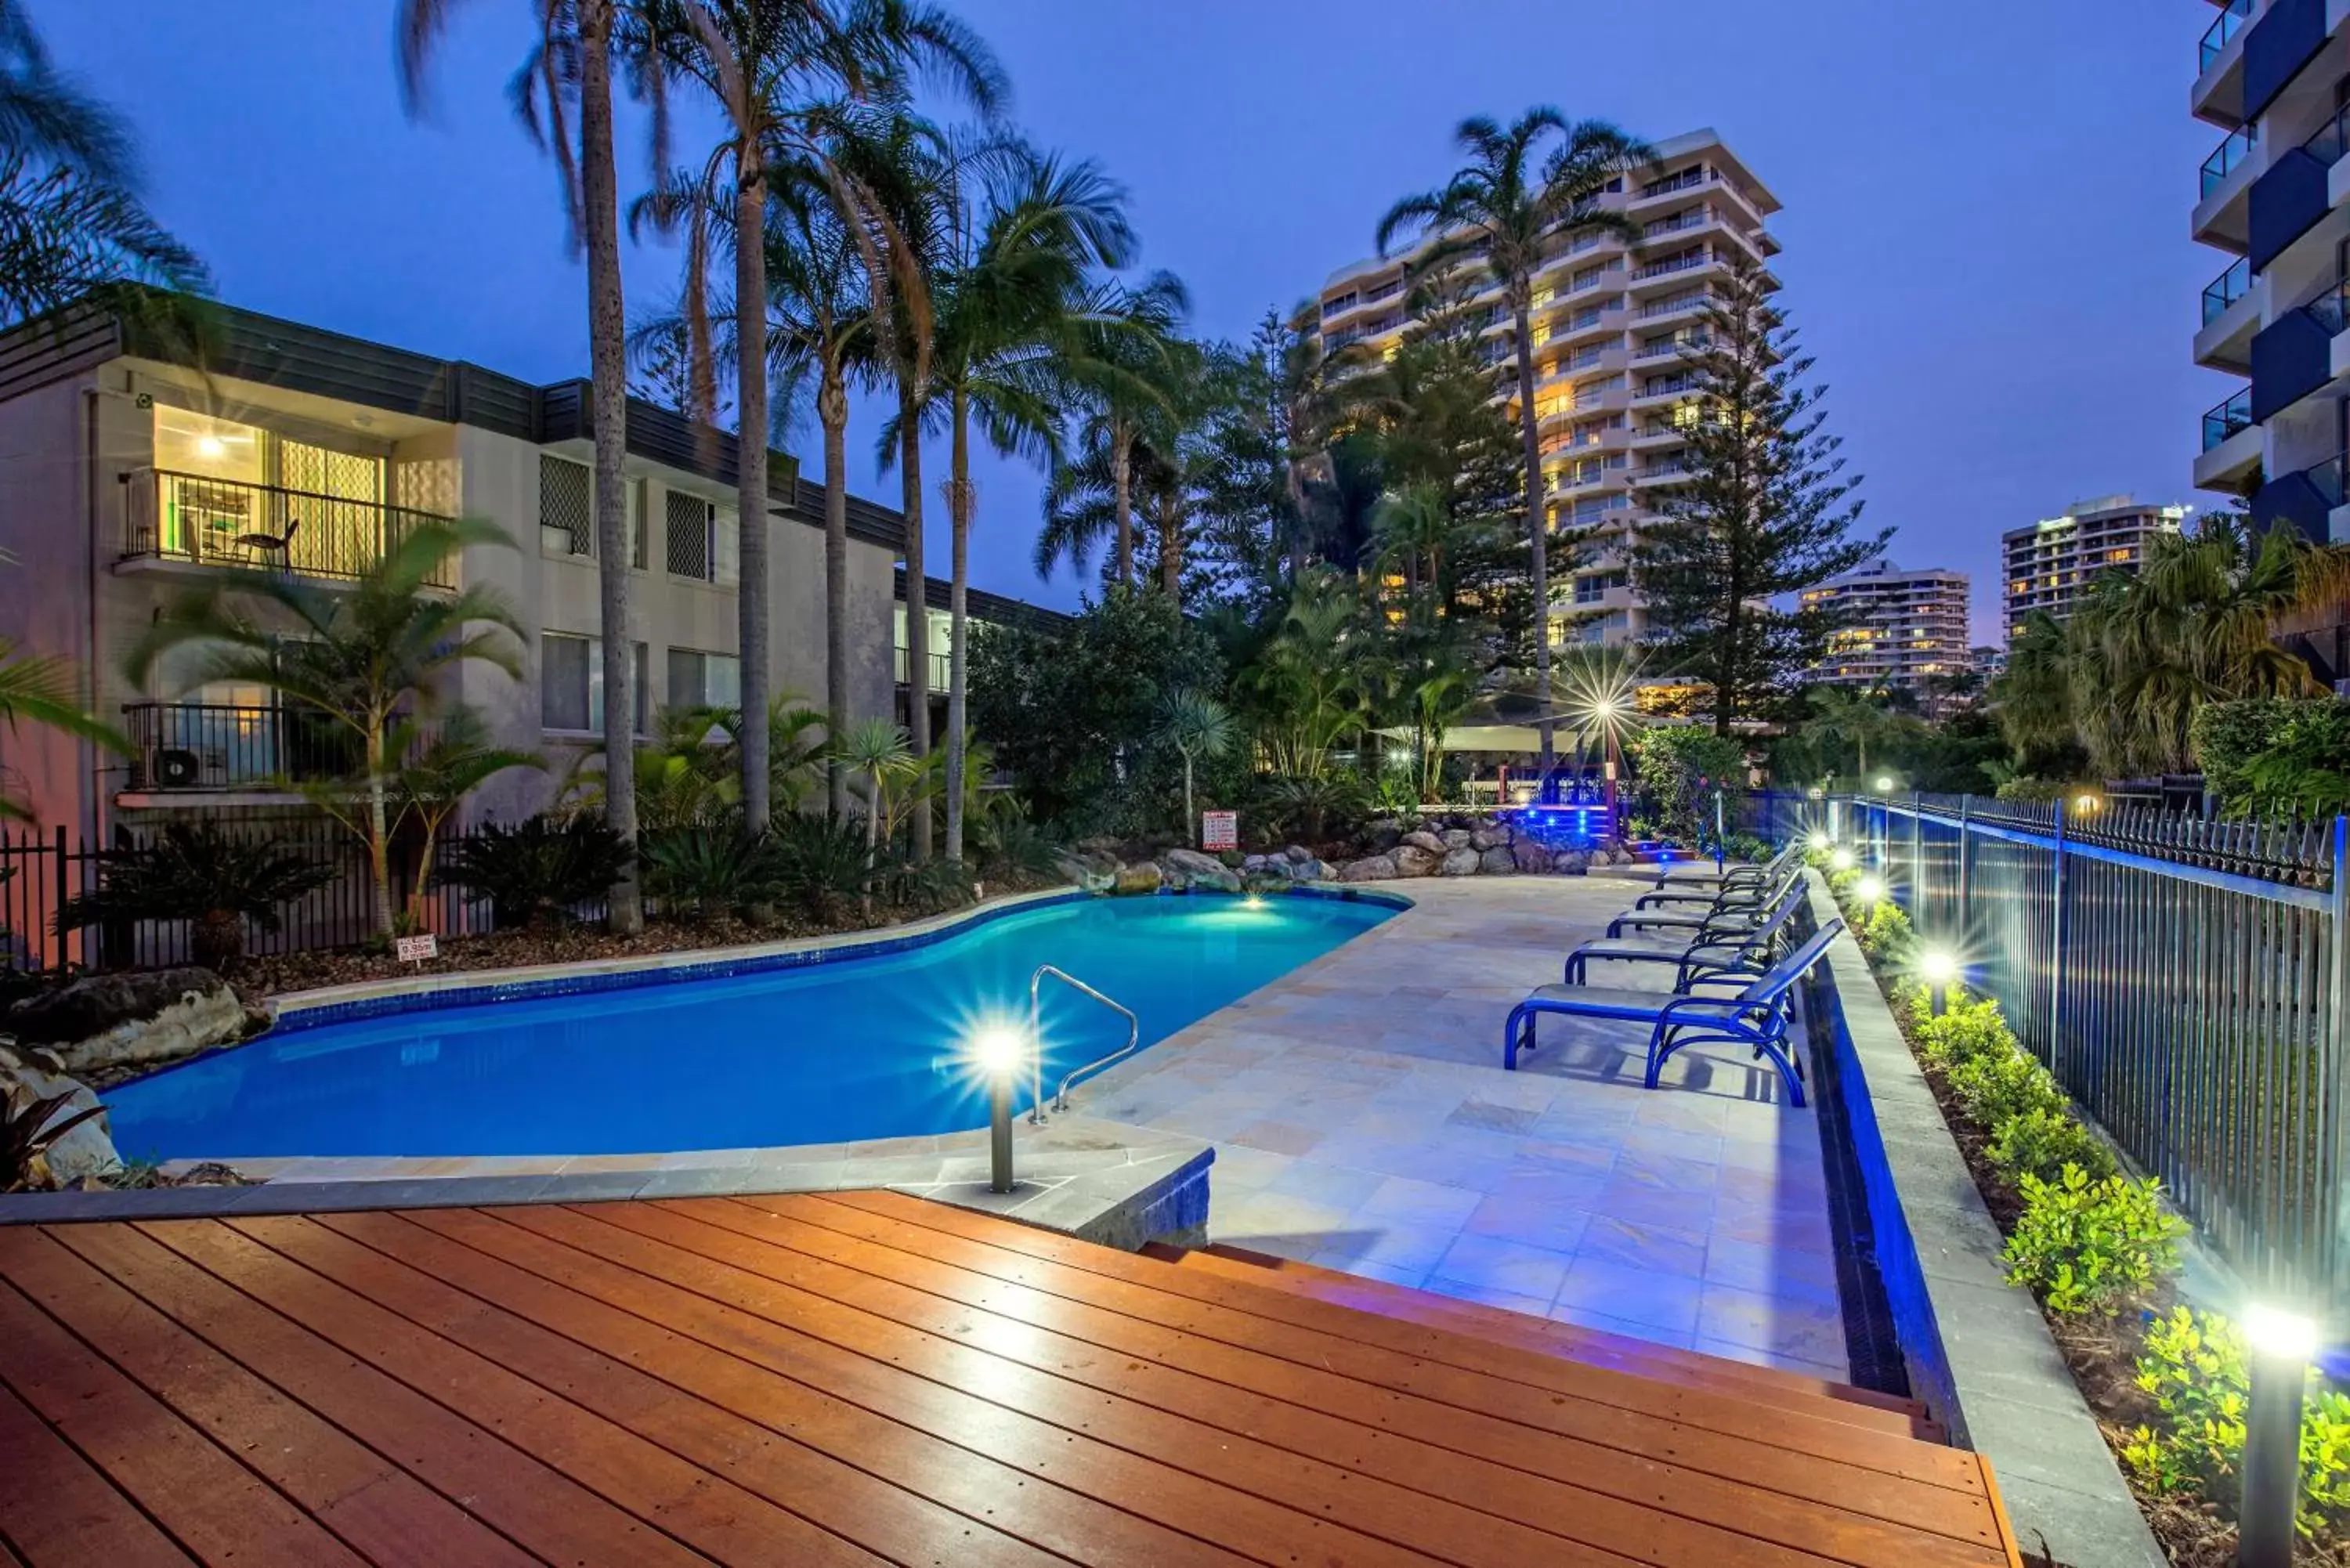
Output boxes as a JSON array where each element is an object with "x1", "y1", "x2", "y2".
[
  {"x1": 57, "y1": 822, "x2": 336, "y2": 975},
  {"x1": 642, "y1": 826, "x2": 781, "y2": 919},
  {"x1": 2001, "y1": 1164, "x2": 2186, "y2": 1316},
  {"x1": 1854, "y1": 900, "x2": 1914, "y2": 963},
  {"x1": 2120, "y1": 1306, "x2": 2350, "y2": 1539},
  {"x1": 1947, "y1": 1045, "x2": 2066, "y2": 1128},
  {"x1": 764, "y1": 812, "x2": 876, "y2": 919},
  {"x1": 1825, "y1": 865, "x2": 1860, "y2": 899},
  {"x1": 432, "y1": 816, "x2": 631, "y2": 931},
  {"x1": 1985, "y1": 1107, "x2": 2116, "y2": 1186},
  {"x1": 1913, "y1": 995, "x2": 2018, "y2": 1073}
]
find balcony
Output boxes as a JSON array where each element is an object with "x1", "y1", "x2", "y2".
[
  {"x1": 2202, "y1": 256, "x2": 2252, "y2": 324},
  {"x1": 121, "y1": 702, "x2": 429, "y2": 793},
  {"x1": 2251, "y1": 451, "x2": 2345, "y2": 539},
  {"x1": 2202, "y1": 386, "x2": 2254, "y2": 450},
  {"x1": 2195, "y1": 0, "x2": 2255, "y2": 126},
  {"x1": 2194, "y1": 125, "x2": 2261, "y2": 251},
  {"x1": 121, "y1": 469, "x2": 457, "y2": 587},
  {"x1": 894, "y1": 645, "x2": 952, "y2": 691},
  {"x1": 2195, "y1": 387, "x2": 2264, "y2": 492},
  {"x1": 1630, "y1": 250, "x2": 1711, "y2": 284},
  {"x1": 2247, "y1": 103, "x2": 2347, "y2": 269},
  {"x1": 2241, "y1": 0, "x2": 2326, "y2": 122},
  {"x1": 2250, "y1": 278, "x2": 2348, "y2": 419}
]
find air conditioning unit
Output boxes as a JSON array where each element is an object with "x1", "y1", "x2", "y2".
[{"x1": 155, "y1": 749, "x2": 200, "y2": 788}]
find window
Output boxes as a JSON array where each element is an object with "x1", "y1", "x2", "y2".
[
  {"x1": 1574, "y1": 570, "x2": 1628, "y2": 605},
  {"x1": 665, "y1": 648, "x2": 741, "y2": 711},
  {"x1": 540, "y1": 632, "x2": 647, "y2": 735},
  {"x1": 540, "y1": 455, "x2": 591, "y2": 556},
  {"x1": 665, "y1": 490, "x2": 739, "y2": 584}
]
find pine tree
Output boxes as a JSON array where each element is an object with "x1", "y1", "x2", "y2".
[{"x1": 1630, "y1": 255, "x2": 1886, "y2": 733}]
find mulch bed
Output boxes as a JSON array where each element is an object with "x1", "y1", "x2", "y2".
[{"x1": 1870, "y1": 965, "x2": 2348, "y2": 1566}]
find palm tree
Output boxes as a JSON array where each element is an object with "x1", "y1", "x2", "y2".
[
  {"x1": 1366, "y1": 481, "x2": 1452, "y2": 594},
  {"x1": 125, "y1": 520, "x2": 525, "y2": 937},
  {"x1": 394, "y1": 707, "x2": 544, "y2": 922},
  {"x1": 398, "y1": 0, "x2": 650, "y2": 931},
  {"x1": 1060, "y1": 271, "x2": 1189, "y2": 586},
  {"x1": 1155, "y1": 688, "x2": 1233, "y2": 844},
  {"x1": 641, "y1": 0, "x2": 1002, "y2": 838},
  {"x1": 0, "y1": 638, "x2": 126, "y2": 821},
  {"x1": 837, "y1": 714, "x2": 911, "y2": 912},
  {"x1": 1800, "y1": 683, "x2": 1895, "y2": 783},
  {"x1": 1377, "y1": 110, "x2": 1654, "y2": 772},
  {"x1": 891, "y1": 144, "x2": 1136, "y2": 862},
  {"x1": 760, "y1": 158, "x2": 872, "y2": 821}
]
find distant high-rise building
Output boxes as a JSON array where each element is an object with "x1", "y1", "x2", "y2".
[
  {"x1": 1798, "y1": 558, "x2": 1972, "y2": 691},
  {"x1": 2191, "y1": 2, "x2": 2350, "y2": 688},
  {"x1": 2000, "y1": 497, "x2": 2186, "y2": 641},
  {"x1": 1308, "y1": 129, "x2": 1780, "y2": 649}
]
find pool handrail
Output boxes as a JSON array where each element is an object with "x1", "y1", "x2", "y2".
[{"x1": 1029, "y1": 963, "x2": 1141, "y2": 1116}]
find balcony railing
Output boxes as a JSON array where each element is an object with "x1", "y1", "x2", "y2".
[
  {"x1": 2200, "y1": 125, "x2": 2257, "y2": 196},
  {"x1": 2202, "y1": 387, "x2": 2254, "y2": 450},
  {"x1": 1636, "y1": 291, "x2": 1712, "y2": 320},
  {"x1": 1640, "y1": 374, "x2": 1702, "y2": 398},
  {"x1": 2200, "y1": 0, "x2": 2253, "y2": 73},
  {"x1": 2307, "y1": 103, "x2": 2350, "y2": 168},
  {"x1": 2305, "y1": 453, "x2": 2346, "y2": 507},
  {"x1": 893, "y1": 645, "x2": 952, "y2": 690},
  {"x1": 1643, "y1": 210, "x2": 1711, "y2": 239},
  {"x1": 2301, "y1": 277, "x2": 2350, "y2": 335},
  {"x1": 2201, "y1": 256, "x2": 2251, "y2": 324},
  {"x1": 1639, "y1": 167, "x2": 1712, "y2": 200},
  {"x1": 121, "y1": 702, "x2": 432, "y2": 792},
  {"x1": 1632, "y1": 251, "x2": 1709, "y2": 281},
  {"x1": 122, "y1": 469, "x2": 457, "y2": 587}
]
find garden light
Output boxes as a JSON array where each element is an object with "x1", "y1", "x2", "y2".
[
  {"x1": 967, "y1": 1022, "x2": 1029, "y2": 1193},
  {"x1": 1872, "y1": 775, "x2": 1893, "y2": 793},
  {"x1": 1807, "y1": 831, "x2": 1830, "y2": 852},
  {"x1": 1917, "y1": 947, "x2": 1960, "y2": 1015},
  {"x1": 2073, "y1": 793, "x2": 2101, "y2": 815},
  {"x1": 1831, "y1": 847, "x2": 1855, "y2": 871},
  {"x1": 2239, "y1": 1302, "x2": 2321, "y2": 1567},
  {"x1": 1855, "y1": 874, "x2": 1886, "y2": 909}
]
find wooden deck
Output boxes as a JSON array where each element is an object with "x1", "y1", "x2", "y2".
[{"x1": 0, "y1": 1189, "x2": 2025, "y2": 1566}]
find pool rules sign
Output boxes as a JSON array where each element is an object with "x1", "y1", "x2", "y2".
[{"x1": 1201, "y1": 811, "x2": 1238, "y2": 851}]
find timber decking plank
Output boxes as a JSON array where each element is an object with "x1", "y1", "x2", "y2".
[
  {"x1": 0, "y1": 1276, "x2": 367, "y2": 1568},
  {"x1": 0, "y1": 1227, "x2": 537, "y2": 1568},
  {"x1": 584, "y1": 1200, "x2": 1704, "y2": 1568},
  {"x1": 245, "y1": 1211, "x2": 1080, "y2": 1568},
  {"x1": 633, "y1": 1198, "x2": 2001, "y2": 1568},
  {"x1": 431, "y1": 1202, "x2": 1435, "y2": 1568},
  {"x1": 0, "y1": 1382, "x2": 195, "y2": 1568},
  {"x1": 851, "y1": 1194, "x2": 1927, "y2": 1438},
  {"x1": 1185, "y1": 1241, "x2": 1935, "y2": 1430},
  {"x1": 131, "y1": 1218, "x2": 847, "y2": 1568},
  {"x1": 774, "y1": 1192, "x2": 1998, "y2": 1545}
]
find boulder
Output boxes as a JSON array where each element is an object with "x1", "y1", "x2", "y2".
[
  {"x1": 1441, "y1": 847, "x2": 1481, "y2": 876},
  {"x1": 1112, "y1": 862, "x2": 1163, "y2": 896},
  {"x1": 1366, "y1": 820, "x2": 1403, "y2": 853},
  {"x1": 1479, "y1": 846, "x2": 1517, "y2": 875},
  {"x1": 1337, "y1": 855, "x2": 1396, "y2": 883},
  {"x1": 1309, "y1": 860, "x2": 1338, "y2": 883},
  {"x1": 1440, "y1": 829, "x2": 1473, "y2": 851},
  {"x1": 1400, "y1": 829, "x2": 1446, "y2": 855},
  {"x1": 6, "y1": 966, "x2": 245, "y2": 1077},
  {"x1": 1469, "y1": 826, "x2": 1505, "y2": 851},
  {"x1": 1511, "y1": 839, "x2": 1556, "y2": 874},
  {"x1": 1283, "y1": 844, "x2": 1314, "y2": 864},
  {"x1": 0, "y1": 1042, "x2": 119, "y2": 1187},
  {"x1": 1553, "y1": 848, "x2": 1593, "y2": 875},
  {"x1": 1392, "y1": 844, "x2": 1441, "y2": 878},
  {"x1": 1241, "y1": 854, "x2": 1269, "y2": 874},
  {"x1": 1162, "y1": 848, "x2": 1242, "y2": 893}
]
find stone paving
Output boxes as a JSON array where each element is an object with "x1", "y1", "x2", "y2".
[{"x1": 1079, "y1": 876, "x2": 1850, "y2": 1381}]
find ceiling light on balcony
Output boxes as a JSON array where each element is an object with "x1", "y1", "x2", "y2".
[{"x1": 197, "y1": 435, "x2": 226, "y2": 459}]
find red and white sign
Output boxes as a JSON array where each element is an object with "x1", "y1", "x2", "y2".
[
  {"x1": 395, "y1": 933, "x2": 439, "y2": 964},
  {"x1": 1200, "y1": 811, "x2": 1238, "y2": 851}
]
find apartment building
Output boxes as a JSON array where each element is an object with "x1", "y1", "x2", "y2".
[
  {"x1": 1797, "y1": 559, "x2": 1972, "y2": 692},
  {"x1": 0, "y1": 298, "x2": 923, "y2": 841},
  {"x1": 2192, "y1": 0, "x2": 2350, "y2": 688},
  {"x1": 891, "y1": 567, "x2": 1068, "y2": 733},
  {"x1": 1311, "y1": 128, "x2": 1781, "y2": 648},
  {"x1": 1998, "y1": 496, "x2": 2186, "y2": 641}
]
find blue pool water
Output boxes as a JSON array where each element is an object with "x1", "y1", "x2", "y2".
[{"x1": 105, "y1": 893, "x2": 1395, "y2": 1162}]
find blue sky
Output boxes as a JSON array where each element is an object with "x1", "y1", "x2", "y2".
[{"x1": 31, "y1": 0, "x2": 2221, "y2": 641}]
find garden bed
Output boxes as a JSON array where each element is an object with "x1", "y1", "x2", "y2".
[{"x1": 1821, "y1": 865, "x2": 2348, "y2": 1566}]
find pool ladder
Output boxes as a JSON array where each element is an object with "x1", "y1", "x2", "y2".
[{"x1": 1028, "y1": 965, "x2": 1139, "y2": 1122}]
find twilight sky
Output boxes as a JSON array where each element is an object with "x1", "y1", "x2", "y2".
[{"x1": 32, "y1": 0, "x2": 2221, "y2": 642}]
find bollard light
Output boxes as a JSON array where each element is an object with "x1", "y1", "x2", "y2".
[
  {"x1": 1830, "y1": 847, "x2": 1856, "y2": 872},
  {"x1": 1917, "y1": 948, "x2": 1960, "y2": 1016},
  {"x1": 1807, "y1": 831, "x2": 1831, "y2": 853},
  {"x1": 1855, "y1": 874, "x2": 1886, "y2": 909},
  {"x1": 2239, "y1": 1303, "x2": 2319, "y2": 1568},
  {"x1": 969, "y1": 1024, "x2": 1028, "y2": 1194},
  {"x1": 1872, "y1": 775, "x2": 1893, "y2": 793}
]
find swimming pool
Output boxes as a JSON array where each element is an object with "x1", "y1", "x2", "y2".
[{"x1": 105, "y1": 891, "x2": 1397, "y2": 1162}]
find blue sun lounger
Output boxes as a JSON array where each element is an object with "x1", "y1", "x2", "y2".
[
  {"x1": 1501, "y1": 920, "x2": 1844, "y2": 1106},
  {"x1": 1604, "y1": 862, "x2": 1806, "y2": 940},
  {"x1": 1648, "y1": 841, "x2": 1800, "y2": 892},
  {"x1": 1563, "y1": 877, "x2": 1810, "y2": 988}
]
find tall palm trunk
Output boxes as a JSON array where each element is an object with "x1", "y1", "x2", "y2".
[
  {"x1": 734, "y1": 173, "x2": 771, "y2": 834},
  {"x1": 945, "y1": 388, "x2": 972, "y2": 863},
  {"x1": 580, "y1": 0, "x2": 640, "y2": 931},
  {"x1": 365, "y1": 723, "x2": 394, "y2": 936},
  {"x1": 1511, "y1": 287, "x2": 1551, "y2": 771},
  {"x1": 1109, "y1": 423, "x2": 1133, "y2": 586},
  {"x1": 819, "y1": 363, "x2": 849, "y2": 820},
  {"x1": 1157, "y1": 493, "x2": 1180, "y2": 598},
  {"x1": 899, "y1": 410, "x2": 931, "y2": 860}
]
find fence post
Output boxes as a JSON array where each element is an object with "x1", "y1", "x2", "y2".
[
  {"x1": 2048, "y1": 797, "x2": 2068, "y2": 1080},
  {"x1": 2329, "y1": 815, "x2": 2349, "y2": 1302},
  {"x1": 1911, "y1": 791, "x2": 1924, "y2": 926},
  {"x1": 1957, "y1": 794, "x2": 1972, "y2": 919},
  {"x1": 50, "y1": 822, "x2": 67, "y2": 973}
]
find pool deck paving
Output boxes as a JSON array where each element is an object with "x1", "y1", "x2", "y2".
[{"x1": 1076, "y1": 875, "x2": 1851, "y2": 1382}]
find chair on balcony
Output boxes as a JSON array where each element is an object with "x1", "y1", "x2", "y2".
[{"x1": 233, "y1": 516, "x2": 300, "y2": 568}]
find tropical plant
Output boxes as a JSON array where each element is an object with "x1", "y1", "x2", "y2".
[
  {"x1": 1256, "y1": 770, "x2": 1370, "y2": 845},
  {"x1": 56, "y1": 822, "x2": 334, "y2": 975},
  {"x1": 2001, "y1": 1164, "x2": 2186, "y2": 1316},
  {"x1": 1630, "y1": 725, "x2": 1744, "y2": 844},
  {"x1": 1055, "y1": 270, "x2": 1190, "y2": 586},
  {"x1": 1799, "y1": 685, "x2": 1904, "y2": 784},
  {"x1": 399, "y1": 0, "x2": 653, "y2": 932},
  {"x1": 1985, "y1": 1107, "x2": 2116, "y2": 1187},
  {"x1": 642, "y1": 0, "x2": 1002, "y2": 835},
  {"x1": 0, "y1": 630, "x2": 127, "y2": 821},
  {"x1": 764, "y1": 807, "x2": 873, "y2": 918},
  {"x1": 125, "y1": 519, "x2": 522, "y2": 937},
  {"x1": 971, "y1": 805, "x2": 1062, "y2": 882},
  {"x1": 1155, "y1": 688, "x2": 1233, "y2": 845},
  {"x1": 1629, "y1": 255, "x2": 1888, "y2": 732},
  {"x1": 640, "y1": 822, "x2": 780, "y2": 918},
  {"x1": 2, "y1": 1059, "x2": 106, "y2": 1192},
  {"x1": 434, "y1": 815, "x2": 633, "y2": 930},
  {"x1": 1377, "y1": 110, "x2": 1654, "y2": 768},
  {"x1": 1244, "y1": 576, "x2": 1365, "y2": 778},
  {"x1": 905, "y1": 143, "x2": 1134, "y2": 861},
  {"x1": 1945, "y1": 1042, "x2": 2066, "y2": 1129},
  {"x1": 389, "y1": 709, "x2": 544, "y2": 919},
  {"x1": 836, "y1": 715, "x2": 913, "y2": 910}
]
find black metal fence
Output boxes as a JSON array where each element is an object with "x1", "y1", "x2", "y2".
[
  {"x1": 1764, "y1": 789, "x2": 2348, "y2": 1302},
  {"x1": 0, "y1": 816, "x2": 494, "y2": 973}
]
